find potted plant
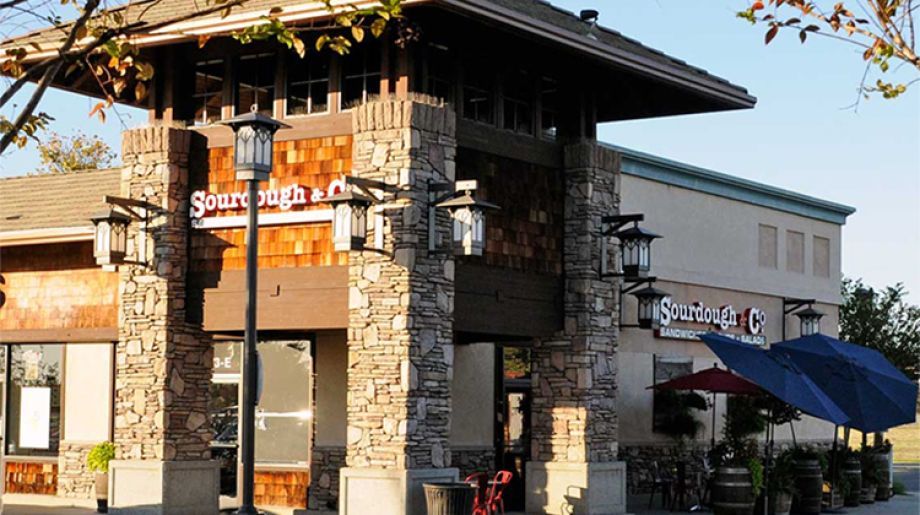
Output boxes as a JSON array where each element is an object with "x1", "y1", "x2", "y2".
[
  {"x1": 709, "y1": 396, "x2": 765, "y2": 515},
  {"x1": 820, "y1": 447, "x2": 848, "y2": 511},
  {"x1": 858, "y1": 447, "x2": 882, "y2": 504},
  {"x1": 765, "y1": 449, "x2": 796, "y2": 515},
  {"x1": 873, "y1": 440, "x2": 893, "y2": 501},
  {"x1": 87, "y1": 441, "x2": 116, "y2": 513},
  {"x1": 790, "y1": 447, "x2": 824, "y2": 515}
]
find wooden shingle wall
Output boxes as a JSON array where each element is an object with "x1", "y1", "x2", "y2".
[
  {"x1": 190, "y1": 137, "x2": 352, "y2": 272},
  {"x1": 0, "y1": 242, "x2": 118, "y2": 331}
]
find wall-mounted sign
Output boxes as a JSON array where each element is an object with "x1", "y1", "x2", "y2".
[
  {"x1": 656, "y1": 297, "x2": 767, "y2": 346},
  {"x1": 190, "y1": 179, "x2": 346, "y2": 229},
  {"x1": 19, "y1": 386, "x2": 51, "y2": 449}
]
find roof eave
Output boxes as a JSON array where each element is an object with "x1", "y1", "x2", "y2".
[{"x1": 433, "y1": 0, "x2": 756, "y2": 110}]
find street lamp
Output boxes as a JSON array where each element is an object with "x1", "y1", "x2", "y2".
[
  {"x1": 631, "y1": 285, "x2": 670, "y2": 329},
  {"x1": 219, "y1": 107, "x2": 288, "y2": 515},
  {"x1": 90, "y1": 208, "x2": 131, "y2": 266},
  {"x1": 795, "y1": 306, "x2": 824, "y2": 337}
]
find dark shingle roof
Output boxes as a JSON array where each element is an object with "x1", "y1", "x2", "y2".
[{"x1": 0, "y1": 169, "x2": 121, "y2": 232}]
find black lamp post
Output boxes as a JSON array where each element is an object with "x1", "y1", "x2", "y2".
[{"x1": 219, "y1": 107, "x2": 288, "y2": 515}]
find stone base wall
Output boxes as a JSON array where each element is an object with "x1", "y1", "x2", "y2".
[
  {"x1": 452, "y1": 447, "x2": 496, "y2": 480},
  {"x1": 621, "y1": 440, "x2": 834, "y2": 494},
  {"x1": 57, "y1": 442, "x2": 95, "y2": 499},
  {"x1": 309, "y1": 446, "x2": 347, "y2": 511}
]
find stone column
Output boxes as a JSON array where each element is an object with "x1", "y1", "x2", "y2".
[
  {"x1": 525, "y1": 142, "x2": 626, "y2": 514},
  {"x1": 108, "y1": 126, "x2": 218, "y2": 514},
  {"x1": 339, "y1": 99, "x2": 458, "y2": 515}
]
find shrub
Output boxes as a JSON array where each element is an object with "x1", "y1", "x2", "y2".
[{"x1": 87, "y1": 442, "x2": 116, "y2": 473}]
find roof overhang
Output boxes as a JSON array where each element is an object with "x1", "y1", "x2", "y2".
[{"x1": 0, "y1": 226, "x2": 94, "y2": 247}]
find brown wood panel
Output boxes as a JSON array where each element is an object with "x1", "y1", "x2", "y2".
[
  {"x1": 4, "y1": 461, "x2": 58, "y2": 495},
  {"x1": 457, "y1": 148, "x2": 565, "y2": 275},
  {"x1": 454, "y1": 262, "x2": 562, "y2": 338},
  {"x1": 0, "y1": 242, "x2": 118, "y2": 333},
  {"x1": 190, "y1": 136, "x2": 353, "y2": 272},
  {"x1": 254, "y1": 469, "x2": 310, "y2": 508},
  {"x1": 191, "y1": 266, "x2": 347, "y2": 331}
]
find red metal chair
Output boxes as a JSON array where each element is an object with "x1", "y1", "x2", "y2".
[
  {"x1": 464, "y1": 472, "x2": 489, "y2": 515},
  {"x1": 484, "y1": 470, "x2": 514, "y2": 515}
]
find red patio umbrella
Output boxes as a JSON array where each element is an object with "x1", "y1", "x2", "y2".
[{"x1": 648, "y1": 364, "x2": 762, "y2": 447}]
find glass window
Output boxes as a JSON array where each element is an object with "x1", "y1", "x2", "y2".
[
  {"x1": 462, "y1": 62, "x2": 494, "y2": 124},
  {"x1": 7, "y1": 344, "x2": 62, "y2": 457},
  {"x1": 236, "y1": 53, "x2": 276, "y2": 117},
  {"x1": 652, "y1": 355, "x2": 693, "y2": 433},
  {"x1": 286, "y1": 53, "x2": 330, "y2": 116},
  {"x1": 540, "y1": 77, "x2": 559, "y2": 140},
  {"x1": 192, "y1": 59, "x2": 224, "y2": 126},
  {"x1": 255, "y1": 340, "x2": 312, "y2": 464},
  {"x1": 342, "y1": 42, "x2": 381, "y2": 108},
  {"x1": 502, "y1": 70, "x2": 533, "y2": 134},
  {"x1": 426, "y1": 44, "x2": 454, "y2": 103}
]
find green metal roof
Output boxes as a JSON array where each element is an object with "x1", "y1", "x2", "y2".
[{"x1": 606, "y1": 143, "x2": 856, "y2": 225}]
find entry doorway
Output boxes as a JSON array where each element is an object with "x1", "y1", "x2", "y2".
[{"x1": 498, "y1": 345, "x2": 531, "y2": 512}]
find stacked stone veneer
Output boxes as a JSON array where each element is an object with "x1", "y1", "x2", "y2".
[
  {"x1": 309, "y1": 446, "x2": 347, "y2": 511},
  {"x1": 345, "y1": 99, "x2": 457, "y2": 471},
  {"x1": 530, "y1": 143, "x2": 621, "y2": 463},
  {"x1": 452, "y1": 447, "x2": 497, "y2": 479},
  {"x1": 57, "y1": 442, "x2": 95, "y2": 498},
  {"x1": 115, "y1": 126, "x2": 212, "y2": 461}
]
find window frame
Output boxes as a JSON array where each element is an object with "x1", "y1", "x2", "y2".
[
  {"x1": 191, "y1": 58, "x2": 226, "y2": 126},
  {"x1": 284, "y1": 52, "x2": 332, "y2": 118}
]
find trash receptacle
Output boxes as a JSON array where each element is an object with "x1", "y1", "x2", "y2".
[{"x1": 423, "y1": 482, "x2": 477, "y2": 515}]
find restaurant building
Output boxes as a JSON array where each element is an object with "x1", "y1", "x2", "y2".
[{"x1": 0, "y1": 0, "x2": 853, "y2": 513}]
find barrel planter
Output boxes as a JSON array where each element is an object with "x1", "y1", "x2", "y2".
[
  {"x1": 859, "y1": 484, "x2": 877, "y2": 504},
  {"x1": 874, "y1": 453, "x2": 891, "y2": 501},
  {"x1": 822, "y1": 487, "x2": 843, "y2": 511},
  {"x1": 842, "y1": 457, "x2": 861, "y2": 507},
  {"x1": 711, "y1": 466, "x2": 755, "y2": 515},
  {"x1": 768, "y1": 491, "x2": 793, "y2": 515},
  {"x1": 791, "y1": 459, "x2": 823, "y2": 515},
  {"x1": 423, "y1": 483, "x2": 477, "y2": 515}
]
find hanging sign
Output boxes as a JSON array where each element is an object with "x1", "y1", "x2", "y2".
[
  {"x1": 19, "y1": 386, "x2": 51, "y2": 449},
  {"x1": 190, "y1": 179, "x2": 346, "y2": 229},
  {"x1": 656, "y1": 297, "x2": 767, "y2": 346}
]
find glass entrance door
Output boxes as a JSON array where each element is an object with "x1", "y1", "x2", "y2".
[
  {"x1": 500, "y1": 346, "x2": 531, "y2": 512},
  {"x1": 210, "y1": 342, "x2": 241, "y2": 499}
]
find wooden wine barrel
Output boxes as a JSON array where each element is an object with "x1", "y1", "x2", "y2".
[
  {"x1": 711, "y1": 467, "x2": 755, "y2": 515},
  {"x1": 792, "y1": 459, "x2": 823, "y2": 515},
  {"x1": 843, "y1": 457, "x2": 862, "y2": 507},
  {"x1": 874, "y1": 453, "x2": 891, "y2": 501}
]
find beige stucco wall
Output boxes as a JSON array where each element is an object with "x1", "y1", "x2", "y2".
[
  {"x1": 450, "y1": 342, "x2": 495, "y2": 447},
  {"x1": 620, "y1": 175, "x2": 843, "y2": 305},
  {"x1": 617, "y1": 174, "x2": 845, "y2": 446},
  {"x1": 314, "y1": 330, "x2": 347, "y2": 447},
  {"x1": 63, "y1": 343, "x2": 113, "y2": 443}
]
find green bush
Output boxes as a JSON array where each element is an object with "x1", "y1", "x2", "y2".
[
  {"x1": 749, "y1": 457, "x2": 764, "y2": 498},
  {"x1": 769, "y1": 449, "x2": 798, "y2": 496},
  {"x1": 892, "y1": 481, "x2": 906, "y2": 495},
  {"x1": 87, "y1": 442, "x2": 116, "y2": 473}
]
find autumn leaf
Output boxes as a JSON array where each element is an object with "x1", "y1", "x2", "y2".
[
  {"x1": 752, "y1": 1, "x2": 765, "y2": 10},
  {"x1": 89, "y1": 102, "x2": 107, "y2": 123},
  {"x1": 292, "y1": 36, "x2": 306, "y2": 58},
  {"x1": 352, "y1": 26, "x2": 365, "y2": 42},
  {"x1": 198, "y1": 34, "x2": 212, "y2": 48},
  {"x1": 765, "y1": 25, "x2": 779, "y2": 44}
]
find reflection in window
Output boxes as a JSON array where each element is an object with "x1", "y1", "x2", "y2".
[
  {"x1": 287, "y1": 53, "x2": 329, "y2": 116},
  {"x1": 255, "y1": 340, "x2": 312, "y2": 464},
  {"x1": 7, "y1": 344, "x2": 61, "y2": 457},
  {"x1": 236, "y1": 53, "x2": 276, "y2": 117},
  {"x1": 503, "y1": 70, "x2": 533, "y2": 134},
  {"x1": 192, "y1": 59, "x2": 224, "y2": 125},
  {"x1": 503, "y1": 347, "x2": 530, "y2": 381},
  {"x1": 652, "y1": 355, "x2": 693, "y2": 433},
  {"x1": 342, "y1": 43, "x2": 381, "y2": 108},
  {"x1": 463, "y1": 64, "x2": 494, "y2": 124},
  {"x1": 540, "y1": 77, "x2": 559, "y2": 140}
]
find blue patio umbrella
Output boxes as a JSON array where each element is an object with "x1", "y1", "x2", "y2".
[
  {"x1": 698, "y1": 333, "x2": 850, "y2": 425},
  {"x1": 773, "y1": 333, "x2": 918, "y2": 433}
]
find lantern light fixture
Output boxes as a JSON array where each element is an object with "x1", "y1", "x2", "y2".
[
  {"x1": 217, "y1": 106, "x2": 290, "y2": 182},
  {"x1": 326, "y1": 189, "x2": 375, "y2": 252},
  {"x1": 90, "y1": 208, "x2": 132, "y2": 266},
  {"x1": 795, "y1": 306, "x2": 824, "y2": 337},
  {"x1": 614, "y1": 224, "x2": 661, "y2": 279},
  {"x1": 631, "y1": 284, "x2": 670, "y2": 330},
  {"x1": 434, "y1": 188, "x2": 499, "y2": 257}
]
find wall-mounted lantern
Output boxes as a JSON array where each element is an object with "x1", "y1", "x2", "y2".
[
  {"x1": 632, "y1": 285, "x2": 670, "y2": 330},
  {"x1": 90, "y1": 208, "x2": 132, "y2": 266},
  {"x1": 782, "y1": 297, "x2": 825, "y2": 338},
  {"x1": 434, "y1": 186, "x2": 499, "y2": 256},
  {"x1": 89, "y1": 195, "x2": 155, "y2": 267},
  {"x1": 615, "y1": 225, "x2": 661, "y2": 279},
  {"x1": 795, "y1": 306, "x2": 824, "y2": 337},
  {"x1": 326, "y1": 189, "x2": 374, "y2": 252}
]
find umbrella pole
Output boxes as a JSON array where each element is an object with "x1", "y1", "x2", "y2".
[
  {"x1": 711, "y1": 392, "x2": 717, "y2": 449},
  {"x1": 831, "y1": 426, "x2": 839, "y2": 494},
  {"x1": 763, "y1": 410, "x2": 773, "y2": 515},
  {"x1": 789, "y1": 420, "x2": 797, "y2": 448}
]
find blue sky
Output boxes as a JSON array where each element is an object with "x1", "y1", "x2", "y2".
[{"x1": 2, "y1": 0, "x2": 918, "y2": 301}]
